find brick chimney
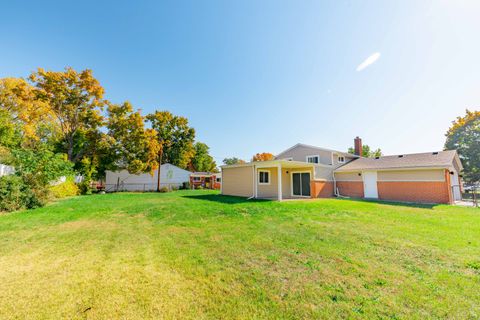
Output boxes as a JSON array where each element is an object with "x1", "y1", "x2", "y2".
[{"x1": 354, "y1": 136, "x2": 363, "y2": 156}]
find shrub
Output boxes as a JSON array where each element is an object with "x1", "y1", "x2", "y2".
[
  {"x1": 0, "y1": 146, "x2": 74, "y2": 212},
  {"x1": 78, "y1": 181, "x2": 93, "y2": 195},
  {"x1": 0, "y1": 175, "x2": 25, "y2": 212},
  {"x1": 50, "y1": 177, "x2": 79, "y2": 199},
  {"x1": 159, "y1": 187, "x2": 169, "y2": 193},
  {"x1": 0, "y1": 175, "x2": 49, "y2": 212}
]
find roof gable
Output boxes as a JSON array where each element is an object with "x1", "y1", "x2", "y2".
[{"x1": 275, "y1": 143, "x2": 358, "y2": 159}]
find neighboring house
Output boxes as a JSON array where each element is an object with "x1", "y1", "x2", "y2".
[
  {"x1": 221, "y1": 137, "x2": 463, "y2": 204},
  {"x1": 0, "y1": 164, "x2": 82, "y2": 186},
  {"x1": 106, "y1": 163, "x2": 191, "y2": 192},
  {"x1": 0, "y1": 164, "x2": 14, "y2": 177},
  {"x1": 190, "y1": 172, "x2": 221, "y2": 190}
]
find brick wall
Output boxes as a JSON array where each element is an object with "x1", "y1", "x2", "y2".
[
  {"x1": 310, "y1": 181, "x2": 334, "y2": 198},
  {"x1": 314, "y1": 170, "x2": 454, "y2": 204},
  {"x1": 377, "y1": 181, "x2": 451, "y2": 204},
  {"x1": 376, "y1": 170, "x2": 453, "y2": 204},
  {"x1": 336, "y1": 181, "x2": 364, "y2": 198}
]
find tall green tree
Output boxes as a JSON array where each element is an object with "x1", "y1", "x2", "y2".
[
  {"x1": 28, "y1": 68, "x2": 106, "y2": 165},
  {"x1": 445, "y1": 109, "x2": 480, "y2": 182},
  {"x1": 222, "y1": 157, "x2": 246, "y2": 165},
  {"x1": 106, "y1": 102, "x2": 159, "y2": 174},
  {"x1": 191, "y1": 142, "x2": 217, "y2": 172},
  {"x1": 348, "y1": 145, "x2": 382, "y2": 158},
  {"x1": 146, "y1": 111, "x2": 195, "y2": 191}
]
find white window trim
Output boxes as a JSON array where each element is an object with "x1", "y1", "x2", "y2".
[
  {"x1": 192, "y1": 177, "x2": 201, "y2": 182},
  {"x1": 306, "y1": 155, "x2": 320, "y2": 164},
  {"x1": 216, "y1": 177, "x2": 221, "y2": 182},
  {"x1": 338, "y1": 156, "x2": 345, "y2": 163},
  {"x1": 258, "y1": 169, "x2": 271, "y2": 185}
]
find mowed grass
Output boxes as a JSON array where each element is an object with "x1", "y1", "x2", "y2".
[{"x1": 0, "y1": 191, "x2": 479, "y2": 319}]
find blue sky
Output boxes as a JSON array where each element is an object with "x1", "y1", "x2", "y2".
[{"x1": 1, "y1": 1, "x2": 479, "y2": 163}]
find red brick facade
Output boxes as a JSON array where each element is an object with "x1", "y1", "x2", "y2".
[
  {"x1": 310, "y1": 181, "x2": 334, "y2": 198},
  {"x1": 291, "y1": 165, "x2": 457, "y2": 205},
  {"x1": 376, "y1": 170, "x2": 453, "y2": 204},
  {"x1": 336, "y1": 181, "x2": 364, "y2": 198},
  {"x1": 377, "y1": 181, "x2": 450, "y2": 204},
  {"x1": 320, "y1": 169, "x2": 454, "y2": 204}
]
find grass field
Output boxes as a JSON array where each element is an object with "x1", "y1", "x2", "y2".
[{"x1": 0, "y1": 190, "x2": 479, "y2": 319}]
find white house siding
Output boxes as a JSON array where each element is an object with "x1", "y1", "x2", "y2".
[
  {"x1": 314, "y1": 165, "x2": 335, "y2": 181},
  {"x1": 105, "y1": 163, "x2": 191, "y2": 191},
  {"x1": 377, "y1": 169, "x2": 445, "y2": 182},
  {"x1": 276, "y1": 145, "x2": 333, "y2": 165},
  {"x1": 256, "y1": 167, "x2": 278, "y2": 198},
  {"x1": 276, "y1": 144, "x2": 356, "y2": 167}
]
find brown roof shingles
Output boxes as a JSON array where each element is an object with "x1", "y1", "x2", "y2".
[{"x1": 335, "y1": 150, "x2": 458, "y2": 172}]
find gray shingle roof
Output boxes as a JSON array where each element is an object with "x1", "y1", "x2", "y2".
[{"x1": 335, "y1": 150, "x2": 458, "y2": 172}]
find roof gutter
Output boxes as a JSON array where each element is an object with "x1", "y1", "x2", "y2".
[{"x1": 334, "y1": 166, "x2": 452, "y2": 173}]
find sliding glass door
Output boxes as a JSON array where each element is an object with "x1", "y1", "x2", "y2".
[{"x1": 292, "y1": 172, "x2": 311, "y2": 197}]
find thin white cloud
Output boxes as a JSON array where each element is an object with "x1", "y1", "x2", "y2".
[{"x1": 356, "y1": 52, "x2": 381, "y2": 71}]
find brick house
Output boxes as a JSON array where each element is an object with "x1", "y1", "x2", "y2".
[{"x1": 220, "y1": 137, "x2": 463, "y2": 204}]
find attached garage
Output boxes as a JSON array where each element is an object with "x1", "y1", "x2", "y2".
[{"x1": 334, "y1": 150, "x2": 463, "y2": 204}]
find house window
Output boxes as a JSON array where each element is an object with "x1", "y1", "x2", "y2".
[
  {"x1": 216, "y1": 177, "x2": 221, "y2": 183},
  {"x1": 258, "y1": 170, "x2": 270, "y2": 185},
  {"x1": 192, "y1": 177, "x2": 201, "y2": 182},
  {"x1": 306, "y1": 155, "x2": 319, "y2": 164},
  {"x1": 338, "y1": 156, "x2": 345, "y2": 163}
]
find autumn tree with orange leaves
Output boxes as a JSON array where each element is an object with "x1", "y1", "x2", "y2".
[{"x1": 252, "y1": 152, "x2": 275, "y2": 162}]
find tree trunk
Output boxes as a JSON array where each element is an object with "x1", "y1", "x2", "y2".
[{"x1": 156, "y1": 148, "x2": 163, "y2": 192}]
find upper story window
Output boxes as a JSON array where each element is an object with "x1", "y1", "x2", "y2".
[
  {"x1": 338, "y1": 156, "x2": 345, "y2": 163},
  {"x1": 306, "y1": 155, "x2": 319, "y2": 164},
  {"x1": 258, "y1": 170, "x2": 270, "y2": 185}
]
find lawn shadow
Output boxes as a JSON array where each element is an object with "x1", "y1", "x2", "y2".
[
  {"x1": 181, "y1": 194, "x2": 270, "y2": 204},
  {"x1": 359, "y1": 198, "x2": 438, "y2": 209}
]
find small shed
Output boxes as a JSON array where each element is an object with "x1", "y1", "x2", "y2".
[
  {"x1": 106, "y1": 163, "x2": 191, "y2": 192},
  {"x1": 190, "y1": 172, "x2": 221, "y2": 190}
]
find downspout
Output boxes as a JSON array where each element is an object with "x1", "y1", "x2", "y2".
[
  {"x1": 332, "y1": 171, "x2": 338, "y2": 196},
  {"x1": 332, "y1": 170, "x2": 349, "y2": 198}
]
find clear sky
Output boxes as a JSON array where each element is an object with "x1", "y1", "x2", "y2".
[{"x1": 1, "y1": 1, "x2": 479, "y2": 163}]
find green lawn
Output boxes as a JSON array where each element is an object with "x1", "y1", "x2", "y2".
[{"x1": 0, "y1": 190, "x2": 479, "y2": 319}]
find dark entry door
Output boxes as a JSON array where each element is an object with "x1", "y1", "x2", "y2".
[{"x1": 292, "y1": 172, "x2": 311, "y2": 197}]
